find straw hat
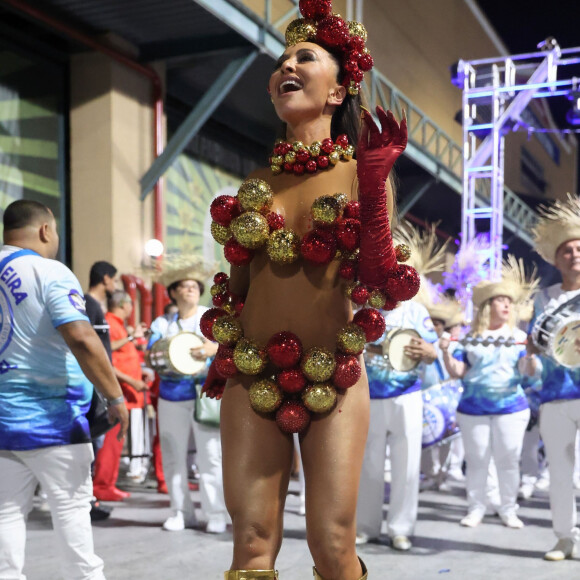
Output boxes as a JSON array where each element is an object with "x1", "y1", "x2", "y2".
[
  {"x1": 472, "y1": 255, "x2": 539, "y2": 311},
  {"x1": 428, "y1": 298, "x2": 465, "y2": 329},
  {"x1": 156, "y1": 254, "x2": 218, "y2": 288},
  {"x1": 531, "y1": 193, "x2": 580, "y2": 265}
]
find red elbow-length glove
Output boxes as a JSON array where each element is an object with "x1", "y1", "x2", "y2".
[{"x1": 357, "y1": 107, "x2": 407, "y2": 289}]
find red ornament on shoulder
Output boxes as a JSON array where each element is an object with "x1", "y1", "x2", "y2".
[{"x1": 384, "y1": 264, "x2": 421, "y2": 302}]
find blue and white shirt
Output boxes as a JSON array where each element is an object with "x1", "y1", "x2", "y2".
[
  {"x1": 148, "y1": 307, "x2": 210, "y2": 402},
  {"x1": 365, "y1": 301, "x2": 438, "y2": 399},
  {"x1": 0, "y1": 245, "x2": 91, "y2": 450},
  {"x1": 453, "y1": 325, "x2": 528, "y2": 415},
  {"x1": 530, "y1": 284, "x2": 580, "y2": 404}
]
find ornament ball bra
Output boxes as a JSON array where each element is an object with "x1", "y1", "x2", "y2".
[{"x1": 201, "y1": 136, "x2": 415, "y2": 434}]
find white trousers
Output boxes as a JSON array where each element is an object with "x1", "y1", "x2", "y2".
[
  {"x1": 457, "y1": 409, "x2": 529, "y2": 517},
  {"x1": 520, "y1": 424, "x2": 541, "y2": 484},
  {"x1": 357, "y1": 390, "x2": 423, "y2": 538},
  {"x1": 158, "y1": 398, "x2": 227, "y2": 522},
  {"x1": 127, "y1": 408, "x2": 149, "y2": 477},
  {"x1": 540, "y1": 399, "x2": 580, "y2": 541},
  {"x1": 0, "y1": 444, "x2": 105, "y2": 580}
]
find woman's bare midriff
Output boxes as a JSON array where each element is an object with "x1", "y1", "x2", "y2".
[{"x1": 238, "y1": 160, "x2": 359, "y2": 350}]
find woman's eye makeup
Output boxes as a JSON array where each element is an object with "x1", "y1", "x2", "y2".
[{"x1": 274, "y1": 50, "x2": 316, "y2": 70}]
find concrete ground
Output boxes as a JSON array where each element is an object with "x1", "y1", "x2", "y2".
[{"x1": 23, "y1": 474, "x2": 579, "y2": 579}]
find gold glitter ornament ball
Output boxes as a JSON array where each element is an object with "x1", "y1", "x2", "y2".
[
  {"x1": 237, "y1": 178, "x2": 273, "y2": 212},
  {"x1": 312, "y1": 195, "x2": 341, "y2": 225},
  {"x1": 267, "y1": 228, "x2": 301, "y2": 264},
  {"x1": 212, "y1": 315, "x2": 243, "y2": 346},
  {"x1": 348, "y1": 21, "x2": 368, "y2": 41},
  {"x1": 334, "y1": 192, "x2": 348, "y2": 209},
  {"x1": 343, "y1": 145, "x2": 355, "y2": 160},
  {"x1": 395, "y1": 243, "x2": 411, "y2": 262},
  {"x1": 230, "y1": 212, "x2": 270, "y2": 249},
  {"x1": 210, "y1": 283, "x2": 227, "y2": 297},
  {"x1": 337, "y1": 323, "x2": 367, "y2": 355},
  {"x1": 234, "y1": 338, "x2": 268, "y2": 375},
  {"x1": 249, "y1": 379, "x2": 283, "y2": 413},
  {"x1": 285, "y1": 18, "x2": 317, "y2": 46},
  {"x1": 301, "y1": 347, "x2": 336, "y2": 382},
  {"x1": 368, "y1": 289, "x2": 387, "y2": 309},
  {"x1": 211, "y1": 221, "x2": 231, "y2": 245},
  {"x1": 343, "y1": 280, "x2": 359, "y2": 299},
  {"x1": 302, "y1": 383, "x2": 337, "y2": 413}
]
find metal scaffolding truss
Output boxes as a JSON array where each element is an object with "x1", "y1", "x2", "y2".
[{"x1": 454, "y1": 40, "x2": 580, "y2": 277}]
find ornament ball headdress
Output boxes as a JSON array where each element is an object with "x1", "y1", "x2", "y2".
[{"x1": 285, "y1": 0, "x2": 374, "y2": 96}]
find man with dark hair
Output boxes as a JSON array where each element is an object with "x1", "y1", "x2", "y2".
[
  {"x1": 0, "y1": 200, "x2": 128, "y2": 580},
  {"x1": 86, "y1": 261, "x2": 118, "y2": 359}
]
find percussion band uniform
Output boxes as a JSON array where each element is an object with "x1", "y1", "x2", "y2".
[
  {"x1": 149, "y1": 309, "x2": 227, "y2": 526},
  {"x1": 0, "y1": 246, "x2": 105, "y2": 580},
  {"x1": 532, "y1": 285, "x2": 580, "y2": 544},
  {"x1": 357, "y1": 300, "x2": 437, "y2": 540},
  {"x1": 453, "y1": 325, "x2": 530, "y2": 519}
]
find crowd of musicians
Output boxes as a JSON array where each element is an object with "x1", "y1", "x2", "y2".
[{"x1": 2, "y1": 194, "x2": 580, "y2": 579}]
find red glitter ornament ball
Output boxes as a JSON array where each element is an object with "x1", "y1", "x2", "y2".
[
  {"x1": 276, "y1": 400, "x2": 311, "y2": 433},
  {"x1": 316, "y1": 15, "x2": 350, "y2": 49},
  {"x1": 336, "y1": 134, "x2": 349, "y2": 149},
  {"x1": 267, "y1": 212, "x2": 285, "y2": 231},
  {"x1": 333, "y1": 353, "x2": 362, "y2": 389},
  {"x1": 350, "y1": 285, "x2": 369, "y2": 305},
  {"x1": 338, "y1": 259, "x2": 357, "y2": 280},
  {"x1": 301, "y1": 229, "x2": 337, "y2": 265},
  {"x1": 200, "y1": 308, "x2": 228, "y2": 341},
  {"x1": 266, "y1": 331, "x2": 303, "y2": 369},
  {"x1": 320, "y1": 138, "x2": 334, "y2": 155},
  {"x1": 353, "y1": 308, "x2": 386, "y2": 342},
  {"x1": 305, "y1": 159, "x2": 318, "y2": 173},
  {"x1": 348, "y1": 35, "x2": 366, "y2": 52},
  {"x1": 212, "y1": 292, "x2": 228, "y2": 307},
  {"x1": 343, "y1": 200, "x2": 360, "y2": 219},
  {"x1": 299, "y1": 0, "x2": 332, "y2": 20},
  {"x1": 277, "y1": 368, "x2": 308, "y2": 394},
  {"x1": 293, "y1": 163, "x2": 305, "y2": 176},
  {"x1": 210, "y1": 195, "x2": 240, "y2": 227},
  {"x1": 335, "y1": 218, "x2": 361, "y2": 251},
  {"x1": 358, "y1": 53, "x2": 374, "y2": 72},
  {"x1": 214, "y1": 272, "x2": 229, "y2": 285},
  {"x1": 224, "y1": 238, "x2": 255, "y2": 266},
  {"x1": 317, "y1": 155, "x2": 330, "y2": 169},
  {"x1": 384, "y1": 264, "x2": 421, "y2": 302},
  {"x1": 215, "y1": 346, "x2": 237, "y2": 378},
  {"x1": 383, "y1": 296, "x2": 398, "y2": 311},
  {"x1": 233, "y1": 295, "x2": 245, "y2": 315},
  {"x1": 296, "y1": 149, "x2": 310, "y2": 164}
]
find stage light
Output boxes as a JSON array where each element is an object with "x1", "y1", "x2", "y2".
[
  {"x1": 566, "y1": 91, "x2": 580, "y2": 126},
  {"x1": 144, "y1": 238, "x2": 164, "y2": 258}
]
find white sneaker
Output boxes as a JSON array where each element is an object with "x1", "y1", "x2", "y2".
[
  {"x1": 392, "y1": 535, "x2": 412, "y2": 551},
  {"x1": 446, "y1": 468, "x2": 465, "y2": 482},
  {"x1": 518, "y1": 482, "x2": 534, "y2": 500},
  {"x1": 500, "y1": 513, "x2": 524, "y2": 529},
  {"x1": 355, "y1": 532, "x2": 377, "y2": 545},
  {"x1": 206, "y1": 516, "x2": 227, "y2": 534},
  {"x1": 460, "y1": 510, "x2": 484, "y2": 527},
  {"x1": 544, "y1": 538, "x2": 577, "y2": 561},
  {"x1": 162, "y1": 510, "x2": 197, "y2": 531},
  {"x1": 535, "y1": 477, "x2": 550, "y2": 491}
]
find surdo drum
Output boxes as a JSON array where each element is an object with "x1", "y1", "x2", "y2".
[{"x1": 148, "y1": 332, "x2": 206, "y2": 376}]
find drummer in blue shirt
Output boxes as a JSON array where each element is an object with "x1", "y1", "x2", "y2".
[
  {"x1": 441, "y1": 262, "x2": 536, "y2": 530},
  {"x1": 525, "y1": 195, "x2": 580, "y2": 561}
]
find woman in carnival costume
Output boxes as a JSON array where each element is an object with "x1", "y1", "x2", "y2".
[
  {"x1": 201, "y1": 1, "x2": 420, "y2": 577},
  {"x1": 440, "y1": 257, "x2": 539, "y2": 529},
  {"x1": 526, "y1": 194, "x2": 580, "y2": 560}
]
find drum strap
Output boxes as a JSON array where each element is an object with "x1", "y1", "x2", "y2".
[{"x1": 549, "y1": 292, "x2": 580, "y2": 318}]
